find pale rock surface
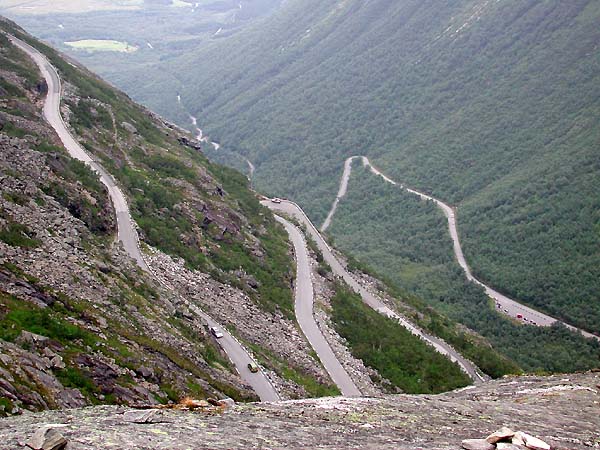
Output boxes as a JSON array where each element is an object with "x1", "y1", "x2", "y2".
[
  {"x1": 497, "y1": 444, "x2": 525, "y2": 450},
  {"x1": 2, "y1": 372, "x2": 597, "y2": 449},
  {"x1": 26, "y1": 427, "x2": 67, "y2": 450},
  {"x1": 487, "y1": 426, "x2": 516, "y2": 444},
  {"x1": 513, "y1": 432, "x2": 526, "y2": 446},
  {"x1": 521, "y1": 432, "x2": 551, "y2": 450},
  {"x1": 462, "y1": 439, "x2": 495, "y2": 450}
]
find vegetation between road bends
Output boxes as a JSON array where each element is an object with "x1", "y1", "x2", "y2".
[{"x1": 330, "y1": 283, "x2": 471, "y2": 394}]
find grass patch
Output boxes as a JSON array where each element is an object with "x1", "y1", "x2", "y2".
[
  {"x1": 0, "y1": 121, "x2": 28, "y2": 138},
  {"x1": 0, "y1": 293, "x2": 96, "y2": 346},
  {"x1": 55, "y1": 367, "x2": 96, "y2": 396},
  {"x1": 2, "y1": 191, "x2": 29, "y2": 206},
  {"x1": 246, "y1": 341, "x2": 339, "y2": 398},
  {"x1": 0, "y1": 397, "x2": 14, "y2": 416},
  {"x1": 146, "y1": 154, "x2": 197, "y2": 183},
  {"x1": 0, "y1": 222, "x2": 40, "y2": 248},
  {"x1": 64, "y1": 40, "x2": 139, "y2": 53},
  {"x1": 281, "y1": 365, "x2": 340, "y2": 397}
]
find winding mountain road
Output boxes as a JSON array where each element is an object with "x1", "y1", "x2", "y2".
[
  {"x1": 263, "y1": 200, "x2": 487, "y2": 384},
  {"x1": 274, "y1": 216, "x2": 361, "y2": 397},
  {"x1": 10, "y1": 34, "x2": 280, "y2": 402},
  {"x1": 323, "y1": 156, "x2": 598, "y2": 341}
]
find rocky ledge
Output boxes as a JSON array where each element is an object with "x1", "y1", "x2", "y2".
[{"x1": 1, "y1": 372, "x2": 598, "y2": 449}]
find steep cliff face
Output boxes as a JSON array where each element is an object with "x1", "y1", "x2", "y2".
[{"x1": 1, "y1": 372, "x2": 598, "y2": 449}]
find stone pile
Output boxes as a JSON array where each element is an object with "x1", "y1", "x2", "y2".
[{"x1": 462, "y1": 427, "x2": 552, "y2": 450}]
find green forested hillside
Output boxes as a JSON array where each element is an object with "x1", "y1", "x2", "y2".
[
  {"x1": 142, "y1": 0, "x2": 600, "y2": 333},
  {"x1": 328, "y1": 164, "x2": 600, "y2": 373},
  {"x1": 330, "y1": 284, "x2": 471, "y2": 394}
]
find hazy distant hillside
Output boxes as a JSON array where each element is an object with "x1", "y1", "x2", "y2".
[
  {"x1": 147, "y1": 0, "x2": 600, "y2": 334},
  {"x1": 0, "y1": 0, "x2": 283, "y2": 125}
]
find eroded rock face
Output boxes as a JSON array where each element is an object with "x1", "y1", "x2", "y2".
[{"x1": 1, "y1": 372, "x2": 598, "y2": 449}]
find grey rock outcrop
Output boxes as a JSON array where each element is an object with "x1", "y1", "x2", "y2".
[
  {"x1": 26, "y1": 427, "x2": 67, "y2": 450},
  {"x1": 1, "y1": 372, "x2": 597, "y2": 449},
  {"x1": 487, "y1": 427, "x2": 516, "y2": 444}
]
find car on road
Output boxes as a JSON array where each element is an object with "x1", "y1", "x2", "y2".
[
  {"x1": 247, "y1": 362, "x2": 259, "y2": 373},
  {"x1": 271, "y1": 197, "x2": 282, "y2": 203},
  {"x1": 210, "y1": 326, "x2": 224, "y2": 338},
  {"x1": 516, "y1": 314, "x2": 523, "y2": 319}
]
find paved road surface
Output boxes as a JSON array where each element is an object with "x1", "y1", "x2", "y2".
[
  {"x1": 263, "y1": 200, "x2": 487, "y2": 383},
  {"x1": 187, "y1": 304, "x2": 280, "y2": 401},
  {"x1": 324, "y1": 156, "x2": 597, "y2": 341},
  {"x1": 9, "y1": 36, "x2": 149, "y2": 271},
  {"x1": 275, "y1": 216, "x2": 361, "y2": 397},
  {"x1": 11, "y1": 34, "x2": 280, "y2": 401},
  {"x1": 321, "y1": 157, "x2": 354, "y2": 232}
]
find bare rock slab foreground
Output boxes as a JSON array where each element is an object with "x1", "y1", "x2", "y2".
[{"x1": 1, "y1": 372, "x2": 599, "y2": 449}]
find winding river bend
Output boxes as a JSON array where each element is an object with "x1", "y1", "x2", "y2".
[{"x1": 323, "y1": 156, "x2": 598, "y2": 341}]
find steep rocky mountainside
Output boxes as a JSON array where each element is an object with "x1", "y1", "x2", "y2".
[
  {"x1": 1, "y1": 372, "x2": 598, "y2": 449},
  {"x1": 0, "y1": 122, "x2": 254, "y2": 411},
  {"x1": 0, "y1": 17, "x2": 350, "y2": 414}
]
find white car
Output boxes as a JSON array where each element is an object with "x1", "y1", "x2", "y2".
[
  {"x1": 271, "y1": 197, "x2": 282, "y2": 204},
  {"x1": 210, "y1": 326, "x2": 224, "y2": 339}
]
